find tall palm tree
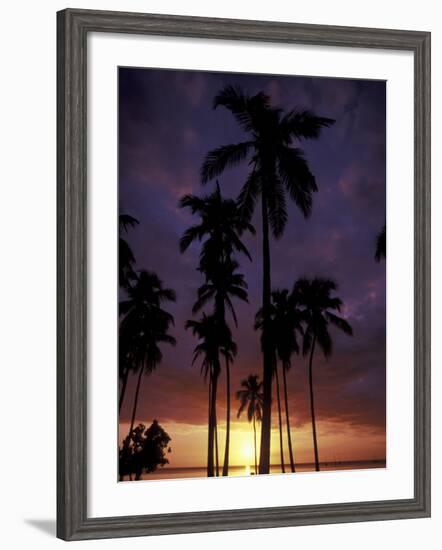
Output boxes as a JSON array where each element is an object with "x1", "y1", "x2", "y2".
[
  {"x1": 270, "y1": 289, "x2": 303, "y2": 472},
  {"x1": 193, "y1": 258, "x2": 248, "y2": 476},
  {"x1": 180, "y1": 185, "x2": 253, "y2": 476},
  {"x1": 186, "y1": 314, "x2": 226, "y2": 477},
  {"x1": 294, "y1": 278, "x2": 353, "y2": 471},
  {"x1": 119, "y1": 213, "x2": 139, "y2": 289},
  {"x1": 119, "y1": 270, "x2": 176, "y2": 436},
  {"x1": 201, "y1": 85, "x2": 335, "y2": 473},
  {"x1": 236, "y1": 375, "x2": 264, "y2": 475},
  {"x1": 375, "y1": 224, "x2": 386, "y2": 262}
]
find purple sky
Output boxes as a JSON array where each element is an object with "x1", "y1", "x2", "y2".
[{"x1": 118, "y1": 67, "x2": 386, "y2": 464}]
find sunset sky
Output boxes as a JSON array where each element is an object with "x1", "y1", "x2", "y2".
[{"x1": 118, "y1": 67, "x2": 386, "y2": 469}]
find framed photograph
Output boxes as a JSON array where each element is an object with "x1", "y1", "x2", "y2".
[{"x1": 57, "y1": 8, "x2": 431, "y2": 541}]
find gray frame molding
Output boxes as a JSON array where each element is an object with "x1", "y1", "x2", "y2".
[{"x1": 57, "y1": 8, "x2": 431, "y2": 541}]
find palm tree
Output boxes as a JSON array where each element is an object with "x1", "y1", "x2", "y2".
[
  {"x1": 270, "y1": 289, "x2": 303, "y2": 472},
  {"x1": 236, "y1": 375, "x2": 264, "y2": 475},
  {"x1": 255, "y1": 289, "x2": 302, "y2": 474},
  {"x1": 192, "y1": 259, "x2": 248, "y2": 324},
  {"x1": 119, "y1": 213, "x2": 139, "y2": 289},
  {"x1": 119, "y1": 329, "x2": 136, "y2": 413},
  {"x1": 119, "y1": 270, "x2": 176, "y2": 436},
  {"x1": 192, "y1": 258, "x2": 248, "y2": 476},
  {"x1": 375, "y1": 224, "x2": 386, "y2": 262},
  {"x1": 201, "y1": 85, "x2": 335, "y2": 473},
  {"x1": 294, "y1": 278, "x2": 353, "y2": 471},
  {"x1": 180, "y1": 185, "x2": 253, "y2": 476},
  {"x1": 179, "y1": 182, "x2": 255, "y2": 270},
  {"x1": 186, "y1": 314, "x2": 224, "y2": 477}
]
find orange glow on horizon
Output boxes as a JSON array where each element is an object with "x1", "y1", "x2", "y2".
[{"x1": 119, "y1": 417, "x2": 385, "y2": 469}]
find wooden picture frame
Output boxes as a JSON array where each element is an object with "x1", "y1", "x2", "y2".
[{"x1": 57, "y1": 8, "x2": 431, "y2": 541}]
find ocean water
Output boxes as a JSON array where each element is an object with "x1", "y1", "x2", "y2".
[{"x1": 134, "y1": 460, "x2": 386, "y2": 481}]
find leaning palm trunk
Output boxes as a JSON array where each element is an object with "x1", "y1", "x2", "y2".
[
  {"x1": 308, "y1": 336, "x2": 320, "y2": 471},
  {"x1": 282, "y1": 365, "x2": 296, "y2": 472},
  {"x1": 259, "y1": 193, "x2": 273, "y2": 474},
  {"x1": 215, "y1": 409, "x2": 220, "y2": 477},
  {"x1": 222, "y1": 357, "x2": 231, "y2": 476},
  {"x1": 274, "y1": 360, "x2": 285, "y2": 473},
  {"x1": 207, "y1": 375, "x2": 213, "y2": 476},
  {"x1": 208, "y1": 367, "x2": 220, "y2": 477},
  {"x1": 119, "y1": 366, "x2": 130, "y2": 414},
  {"x1": 129, "y1": 365, "x2": 144, "y2": 436},
  {"x1": 253, "y1": 416, "x2": 258, "y2": 475}
]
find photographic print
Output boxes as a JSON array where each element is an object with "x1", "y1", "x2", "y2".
[{"x1": 118, "y1": 67, "x2": 386, "y2": 482}]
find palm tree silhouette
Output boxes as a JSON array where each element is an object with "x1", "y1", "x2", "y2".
[
  {"x1": 269, "y1": 289, "x2": 303, "y2": 472},
  {"x1": 193, "y1": 258, "x2": 248, "y2": 476},
  {"x1": 118, "y1": 212, "x2": 139, "y2": 412},
  {"x1": 201, "y1": 85, "x2": 334, "y2": 473},
  {"x1": 186, "y1": 314, "x2": 233, "y2": 476},
  {"x1": 255, "y1": 289, "x2": 303, "y2": 473},
  {"x1": 294, "y1": 278, "x2": 353, "y2": 471},
  {"x1": 119, "y1": 213, "x2": 139, "y2": 289},
  {"x1": 119, "y1": 270, "x2": 176, "y2": 436},
  {"x1": 375, "y1": 224, "x2": 386, "y2": 262},
  {"x1": 236, "y1": 375, "x2": 264, "y2": 475},
  {"x1": 179, "y1": 182, "x2": 255, "y2": 269},
  {"x1": 180, "y1": 184, "x2": 252, "y2": 476}
]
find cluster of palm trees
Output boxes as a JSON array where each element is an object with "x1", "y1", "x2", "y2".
[
  {"x1": 180, "y1": 183, "x2": 253, "y2": 476},
  {"x1": 118, "y1": 213, "x2": 177, "y2": 446},
  {"x1": 181, "y1": 84, "x2": 355, "y2": 475},
  {"x1": 233, "y1": 278, "x2": 353, "y2": 475}
]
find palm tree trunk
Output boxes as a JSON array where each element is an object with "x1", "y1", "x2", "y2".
[
  {"x1": 119, "y1": 366, "x2": 130, "y2": 413},
  {"x1": 222, "y1": 357, "x2": 231, "y2": 476},
  {"x1": 129, "y1": 366, "x2": 144, "y2": 436},
  {"x1": 282, "y1": 364, "x2": 296, "y2": 472},
  {"x1": 308, "y1": 336, "x2": 320, "y2": 471},
  {"x1": 253, "y1": 416, "x2": 258, "y2": 475},
  {"x1": 274, "y1": 361, "x2": 285, "y2": 473},
  {"x1": 215, "y1": 407, "x2": 219, "y2": 477},
  {"x1": 259, "y1": 192, "x2": 273, "y2": 474},
  {"x1": 207, "y1": 375, "x2": 213, "y2": 477},
  {"x1": 208, "y1": 369, "x2": 219, "y2": 477}
]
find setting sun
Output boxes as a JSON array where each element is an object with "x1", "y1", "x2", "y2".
[{"x1": 240, "y1": 441, "x2": 254, "y2": 465}]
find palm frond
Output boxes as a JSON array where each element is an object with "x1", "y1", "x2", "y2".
[
  {"x1": 237, "y1": 169, "x2": 261, "y2": 224},
  {"x1": 179, "y1": 225, "x2": 204, "y2": 253},
  {"x1": 316, "y1": 324, "x2": 332, "y2": 357},
  {"x1": 277, "y1": 146, "x2": 317, "y2": 217},
  {"x1": 201, "y1": 141, "x2": 253, "y2": 184},
  {"x1": 266, "y1": 178, "x2": 288, "y2": 238},
  {"x1": 280, "y1": 110, "x2": 335, "y2": 141},
  {"x1": 119, "y1": 213, "x2": 139, "y2": 232},
  {"x1": 325, "y1": 312, "x2": 353, "y2": 336},
  {"x1": 213, "y1": 85, "x2": 270, "y2": 133},
  {"x1": 375, "y1": 224, "x2": 386, "y2": 262},
  {"x1": 178, "y1": 194, "x2": 205, "y2": 214}
]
